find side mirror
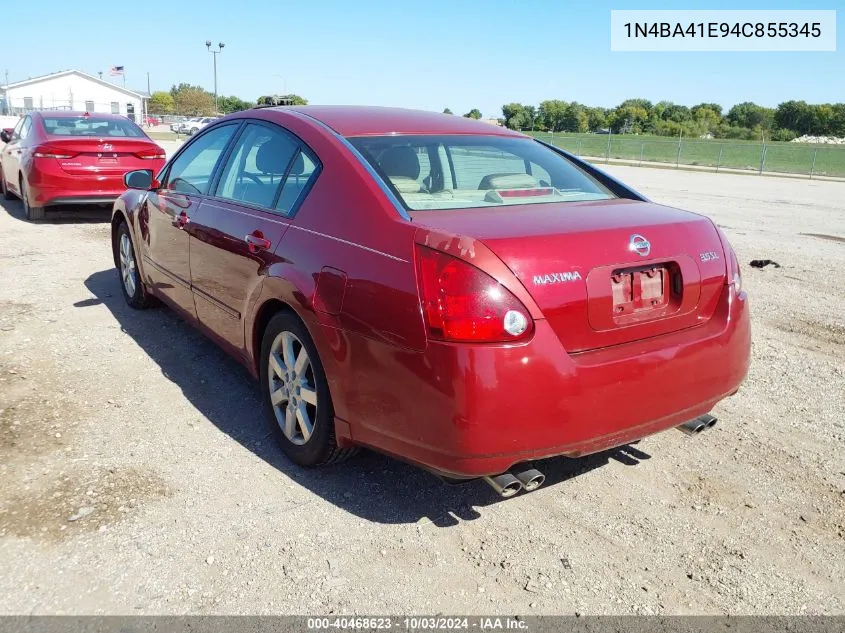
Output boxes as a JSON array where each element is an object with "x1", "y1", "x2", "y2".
[
  {"x1": 124, "y1": 169, "x2": 156, "y2": 190},
  {"x1": 0, "y1": 128, "x2": 13, "y2": 143}
]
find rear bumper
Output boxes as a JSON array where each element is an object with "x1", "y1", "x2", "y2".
[
  {"x1": 341, "y1": 284, "x2": 750, "y2": 478},
  {"x1": 25, "y1": 157, "x2": 164, "y2": 207}
]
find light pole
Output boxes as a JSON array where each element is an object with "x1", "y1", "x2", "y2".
[{"x1": 205, "y1": 40, "x2": 225, "y2": 111}]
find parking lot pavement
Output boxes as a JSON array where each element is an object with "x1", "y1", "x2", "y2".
[{"x1": 0, "y1": 167, "x2": 843, "y2": 615}]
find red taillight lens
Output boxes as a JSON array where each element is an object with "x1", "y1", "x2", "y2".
[
  {"x1": 33, "y1": 144, "x2": 77, "y2": 159},
  {"x1": 415, "y1": 244, "x2": 533, "y2": 343},
  {"x1": 135, "y1": 147, "x2": 165, "y2": 160},
  {"x1": 716, "y1": 227, "x2": 742, "y2": 293}
]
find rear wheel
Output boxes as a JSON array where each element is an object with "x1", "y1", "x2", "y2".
[
  {"x1": 20, "y1": 177, "x2": 44, "y2": 221},
  {"x1": 116, "y1": 222, "x2": 153, "y2": 309},
  {"x1": 260, "y1": 311, "x2": 356, "y2": 467}
]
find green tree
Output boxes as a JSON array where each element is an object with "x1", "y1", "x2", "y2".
[
  {"x1": 173, "y1": 87, "x2": 215, "y2": 116},
  {"x1": 443, "y1": 108, "x2": 453, "y2": 115},
  {"x1": 502, "y1": 103, "x2": 530, "y2": 130},
  {"x1": 147, "y1": 91, "x2": 174, "y2": 115},
  {"x1": 217, "y1": 95, "x2": 253, "y2": 114},
  {"x1": 586, "y1": 107, "x2": 608, "y2": 131},
  {"x1": 463, "y1": 108, "x2": 482, "y2": 119},
  {"x1": 539, "y1": 100, "x2": 568, "y2": 132},
  {"x1": 726, "y1": 102, "x2": 773, "y2": 130},
  {"x1": 169, "y1": 83, "x2": 206, "y2": 97},
  {"x1": 560, "y1": 102, "x2": 588, "y2": 133}
]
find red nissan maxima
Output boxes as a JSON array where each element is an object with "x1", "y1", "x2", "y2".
[
  {"x1": 111, "y1": 106, "x2": 750, "y2": 497},
  {"x1": 0, "y1": 111, "x2": 166, "y2": 221}
]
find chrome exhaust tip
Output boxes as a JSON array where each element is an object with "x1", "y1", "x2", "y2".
[
  {"x1": 699, "y1": 414, "x2": 718, "y2": 429},
  {"x1": 678, "y1": 419, "x2": 706, "y2": 435},
  {"x1": 513, "y1": 468, "x2": 546, "y2": 492},
  {"x1": 677, "y1": 414, "x2": 718, "y2": 435},
  {"x1": 483, "y1": 473, "x2": 523, "y2": 498}
]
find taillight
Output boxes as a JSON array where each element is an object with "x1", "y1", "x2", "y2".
[
  {"x1": 727, "y1": 245, "x2": 742, "y2": 293},
  {"x1": 135, "y1": 147, "x2": 165, "y2": 160},
  {"x1": 716, "y1": 227, "x2": 742, "y2": 293},
  {"x1": 33, "y1": 144, "x2": 77, "y2": 159},
  {"x1": 415, "y1": 244, "x2": 533, "y2": 343}
]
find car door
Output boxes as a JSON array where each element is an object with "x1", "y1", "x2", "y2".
[
  {"x1": 1, "y1": 117, "x2": 29, "y2": 195},
  {"x1": 188, "y1": 120, "x2": 318, "y2": 356},
  {"x1": 140, "y1": 122, "x2": 240, "y2": 321}
]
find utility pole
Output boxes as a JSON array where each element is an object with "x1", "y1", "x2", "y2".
[{"x1": 205, "y1": 41, "x2": 225, "y2": 111}]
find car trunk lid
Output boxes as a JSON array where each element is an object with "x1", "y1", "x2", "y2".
[
  {"x1": 42, "y1": 137, "x2": 163, "y2": 176},
  {"x1": 409, "y1": 199, "x2": 728, "y2": 353}
]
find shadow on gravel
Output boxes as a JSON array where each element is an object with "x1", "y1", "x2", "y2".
[
  {"x1": 1, "y1": 198, "x2": 112, "y2": 223},
  {"x1": 81, "y1": 268, "x2": 649, "y2": 527}
]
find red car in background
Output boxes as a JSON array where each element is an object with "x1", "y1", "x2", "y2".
[
  {"x1": 111, "y1": 106, "x2": 750, "y2": 497},
  {"x1": 0, "y1": 111, "x2": 166, "y2": 221}
]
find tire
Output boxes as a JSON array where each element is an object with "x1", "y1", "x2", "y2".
[
  {"x1": 116, "y1": 221, "x2": 153, "y2": 309},
  {"x1": 20, "y1": 177, "x2": 44, "y2": 221},
  {"x1": 0, "y1": 170, "x2": 14, "y2": 200},
  {"x1": 260, "y1": 311, "x2": 356, "y2": 467}
]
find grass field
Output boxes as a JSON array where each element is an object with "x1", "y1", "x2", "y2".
[{"x1": 532, "y1": 132, "x2": 845, "y2": 179}]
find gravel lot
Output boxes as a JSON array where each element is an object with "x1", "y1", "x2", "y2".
[{"x1": 0, "y1": 165, "x2": 843, "y2": 615}]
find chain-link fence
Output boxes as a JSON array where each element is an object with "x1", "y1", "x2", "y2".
[{"x1": 533, "y1": 132, "x2": 845, "y2": 179}]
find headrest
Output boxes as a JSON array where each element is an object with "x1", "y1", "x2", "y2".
[
  {"x1": 479, "y1": 173, "x2": 541, "y2": 190},
  {"x1": 379, "y1": 146, "x2": 420, "y2": 180},
  {"x1": 255, "y1": 138, "x2": 293, "y2": 174}
]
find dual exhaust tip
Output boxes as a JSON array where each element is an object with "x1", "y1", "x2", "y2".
[
  {"x1": 484, "y1": 413, "x2": 717, "y2": 498},
  {"x1": 483, "y1": 467, "x2": 545, "y2": 498},
  {"x1": 677, "y1": 413, "x2": 718, "y2": 435}
]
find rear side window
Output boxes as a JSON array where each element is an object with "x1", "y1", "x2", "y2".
[
  {"x1": 165, "y1": 124, "x2": 238, "y2": 195},
  {"x1": 215, "y1": 123, "x2": 298, "y2": 209},
  {"x1": 349, "y1": 134, "x2": 615, "y2": 211}
]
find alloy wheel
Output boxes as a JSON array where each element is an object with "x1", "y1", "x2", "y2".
[
  {"x1": 267, "y1": 330, "x2": 318, "y2": 445},
  {"x1": 119, "y1": 233, "x2": 138, "y2": 297}
]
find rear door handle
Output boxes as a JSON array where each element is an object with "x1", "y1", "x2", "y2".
[{"x1": 245, "y1": 231, "x2": 272, "y2": 253}]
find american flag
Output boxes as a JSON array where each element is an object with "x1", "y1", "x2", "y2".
[{"x1": 109, "y1": 66, "x2": 125, "y2": 76}]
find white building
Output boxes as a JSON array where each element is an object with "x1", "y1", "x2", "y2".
[{"x1": 0, "y1": 69, "x2": 149, "y2": 122}]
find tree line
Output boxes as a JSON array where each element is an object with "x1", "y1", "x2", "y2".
[
  {"x1": 147, "y1": 84, "x2": 308, "y2": 117},
  {"x1": 490, "y1": 99, "x2": 845, "y2": 140}
]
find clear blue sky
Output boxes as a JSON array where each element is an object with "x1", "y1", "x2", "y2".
[{"x1": 3, "y1": 0, "x2": 841, "y2": 117}]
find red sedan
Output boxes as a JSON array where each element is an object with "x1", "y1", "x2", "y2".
[
  {"x1": 111, "y1": 106, "x2": 750, "y2": 497},
  {"x1": 0, "y1": 111, "x2": 166, "y2": 221}
]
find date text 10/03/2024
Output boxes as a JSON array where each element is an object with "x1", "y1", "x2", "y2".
[{"x1": 306, "y1": 617, "x2": 529, "y2": 630}]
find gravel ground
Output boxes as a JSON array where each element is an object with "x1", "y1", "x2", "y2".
[{"x1": 0, "y1": 165, "x2": 843, "y2": 615}]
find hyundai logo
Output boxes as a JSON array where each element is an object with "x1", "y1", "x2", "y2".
[{"x1": 629, "y1": 234, "x2": 651, "y2": 257}]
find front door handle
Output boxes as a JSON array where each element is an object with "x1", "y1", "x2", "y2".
[
  {"x1": 245, "y1": 231, "x2": 271, "y2": 253},
  {"x1": 175, "y1": 211, "x2": 189, "y2": 228}
]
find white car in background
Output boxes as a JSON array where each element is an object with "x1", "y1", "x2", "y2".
[{"x1": 179, "y1": 117, "x2": 216, "y2": 135}]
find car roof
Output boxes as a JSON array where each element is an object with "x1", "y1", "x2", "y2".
[{"x1": 275, "y1": 105, "x2": 524, "y2": 138}]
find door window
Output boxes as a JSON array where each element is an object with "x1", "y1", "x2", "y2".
[
  {"x1": 275, "y1": 150, "x2": 319, "y2": 215},
  {"x1": 215, "y1": 123, "x2": 297, "y2": 209},
  {"x1": 164, "y1": 124, "x2": 238, "y2": 195},
  {"x1": 18, "y1": 117, "x2": 32, "y2": 141}
]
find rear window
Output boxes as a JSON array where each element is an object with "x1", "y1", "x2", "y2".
[
  {"x1": 348, "y1": 135, "x2": 615, "y2": 211},
  {"x1": 42, "y1": 116, "x2": 145, "y2": 138}
]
